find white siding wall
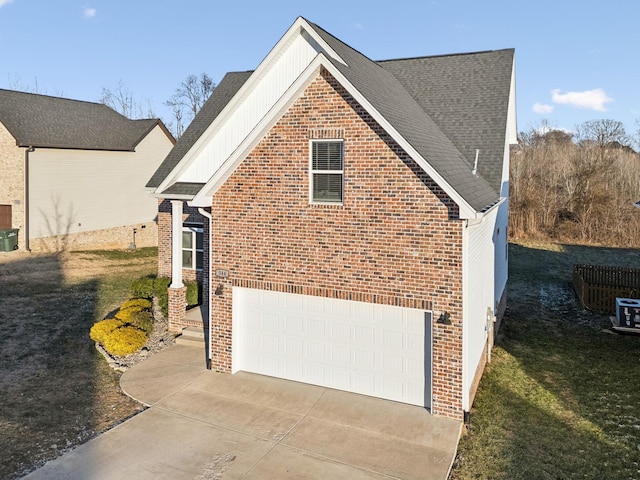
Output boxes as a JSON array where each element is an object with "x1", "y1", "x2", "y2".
[
  {"x1": 28, "y1": 126, "x2": 173, "y2": 239},
  {"x1": 179, "y1": 34, "x2": 320, "y2": 183},
  {"x1": 462, "y1": 207, "x2": 499, "y2": 410}
]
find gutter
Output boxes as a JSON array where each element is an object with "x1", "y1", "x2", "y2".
[
  {"x1": 23, "y1": 146, "x2": 34, "y2": 252},
  {"x1": 197, "y1": 207, "x2": 213, "y2": 370}
]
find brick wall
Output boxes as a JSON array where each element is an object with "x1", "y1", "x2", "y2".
[
  {"x1": 0, "y1": 121, "x2": 26, "y2": 243},
  {"x1": 28, "y1": 221, "x2": 157, "y2": 252},
  {"x1": 204, "y1": 69, "x2": 465, "y2": 419},
  {"x1": 158, "y1": 199, "x2": 206, "y2": 284}
]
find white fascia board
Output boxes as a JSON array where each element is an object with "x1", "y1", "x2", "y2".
[
  {"x1": 155, "y1": 18, "x2": 345, "y2": 195},
  {"x1": 192, "y1": 54, "x2": 480, "y2": 218},
  {"x1": 507, "y1": 59, "x2": 518, "y2": 145},
  {"x1": 148, "y1": 192, "x2": 195, "y2": 201}
]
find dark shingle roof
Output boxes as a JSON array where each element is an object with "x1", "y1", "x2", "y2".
[
  {"x1": 379, "y1": 49, "x2": 514, "y2": 194},
  {"x1": 148, "y1": 19, "x2": 513, "y2": 212},
  {"x1": 306, "y1": 21, "x2": 512, "y2": 211},
  {"x1": 0, "y1": 89, "x2": 163, "y2": 151},
  {"x1": 146, "y1": 71, "x2": 253, "y2": 189},
  {"x1": 160, "y1": 182, "x2": 206, "y2": 196}
]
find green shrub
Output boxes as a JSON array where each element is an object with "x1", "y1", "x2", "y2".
[
  {"x1": 90, "y1": 318, "x2": 124, "y2": 345},
  {"x1": 186, "y1": 280, "x2": 200, "y2": 306},
  {"x1": 103, "y1": 326, "x2": 147, "y2": 356},
  {"x1": 130, "y1": 276, "x2": 155, "y2": 299},
  {"x1": 153, "y1": 277, "x2": 171, "y2": 298},
  {"x1": 130, "y1": 275, "x2": 200, "y2": 319}
]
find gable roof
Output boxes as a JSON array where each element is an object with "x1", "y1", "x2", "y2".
[
  {"x1": 305, "y1": 20, "x2": 512, "y2": 211},
  {"x1": 0, "y1": 89, "x2": 171, "y2": 151},
  {"x1": 148, "y1": 17, "x2": 515, "y2": 214},
  {"x1": 378, "y1": 49, "x2": 514, "y2": 195}
]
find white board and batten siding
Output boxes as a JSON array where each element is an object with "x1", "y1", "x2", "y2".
[
  {"x1": 179, "y1": 34, "x2": 321, "y2": 184},
  {"x1": 462, "y1": 204, "x2": 508, "y2": 410},
  {"x1": 233, "y1": 288, "x2": 432, "y2": 408},
  {"x1": 28, "y1": 125, "x2": 173, "y2": 238}
]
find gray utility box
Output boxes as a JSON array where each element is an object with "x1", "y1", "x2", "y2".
[
  {"x1": 0, "y1": 228, "x2": 19, "y2": 251},
  {"x1": 616, "y1": 298, "x2": 640, "y2": 328}
]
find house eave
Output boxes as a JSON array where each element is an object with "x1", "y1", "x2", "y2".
[{"x1": 148, "y1": 191, "x2": 196, "y2": 201}]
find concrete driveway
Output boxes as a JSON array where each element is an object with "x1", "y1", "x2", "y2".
[{"x1": 25, "y1": 344, "x2": 461, "y2": 479}]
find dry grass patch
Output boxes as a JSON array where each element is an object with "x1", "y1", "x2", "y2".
[{"x1": 0, "y1": 248, "x2": 157, "y2": 479}]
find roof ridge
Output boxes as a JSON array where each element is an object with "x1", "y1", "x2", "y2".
[
  {"x1": 0, "y1": 88, "x2": 108, "y2": 108},
  {"x1": 376, "y1": 48, "x2": 514, "y2": 63}
]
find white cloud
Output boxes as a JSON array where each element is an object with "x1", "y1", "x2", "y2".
[
  {"x1": 533, "y1": 102, "x2": 554, "y2": 114},
  {"x1": 83, "y1": 6, "x2": 97, "y2": 18},
  {"x1": 0, "y1": 0, "x2": 13, "y2": 7},
  {"x1": 353, "y1": 22, "x2": 364, "y2": 31},
  {"x1": 551, "y1": 88, "x2": 612, "y2": 112}
]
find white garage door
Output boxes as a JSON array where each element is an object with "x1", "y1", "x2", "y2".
[{"x1": 232, "y1": 288, "x2": 431, "y2": 408}]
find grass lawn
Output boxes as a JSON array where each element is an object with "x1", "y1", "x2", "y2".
[
  {"x1": 451, "y1": 241, "x2": 640, "y2": 480},
  {"x1": 0, "y1": 247, "x2": 158, "y2": 479}
]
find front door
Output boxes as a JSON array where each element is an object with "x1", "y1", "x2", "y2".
[{"x1": 0, "y1": 205, "x2": 11, "y2": 229}]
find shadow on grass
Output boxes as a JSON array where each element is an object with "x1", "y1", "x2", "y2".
[
  {"x1": 0, "y1": 252, "x2": 143, "y2": 479},
  {"x1": 453, "y1": 242, "x2": 640, "y2": 480}
]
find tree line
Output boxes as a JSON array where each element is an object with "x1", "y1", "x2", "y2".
[{"x1": 510, "y1": 119, "x2": 640, "y2": 248}]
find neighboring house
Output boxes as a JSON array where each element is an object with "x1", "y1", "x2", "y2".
[
  {"x1": 147, "y1": 17, "x2": 516, "y2": 420},
  {"x1": 0, "y1": 89, "x2": 175, "y2": 252}
]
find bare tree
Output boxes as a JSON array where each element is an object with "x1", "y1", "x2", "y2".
[
  {"x1": 576, "y1": 119, "x2": 630, "y2": 149},
  {"x1": 100, "y1": 80, "x2": 156, "y2": 119},
  {"x1": 165, "y1": 73, "x2": 215, "y2": 138},
  {"x1": 6, "y1": 74, "x2": 65, "y2": 96}
]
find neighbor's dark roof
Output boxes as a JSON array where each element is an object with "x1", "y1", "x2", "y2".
[
  {"x1": 0, "y1": 89, "x2": 165, "y2": 151},
  {"x1": 146, "y1": 71, "x2": 253, "y2": 189},
  {"x1": 149, "y1": 19, "x2": 514, "y2": 211}
]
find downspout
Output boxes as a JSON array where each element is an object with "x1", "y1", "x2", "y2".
[
  {"x1": 23, "y1": 146, "x2": 34, "y2": 252},
  {"x1": 198, "y1": 207, "x2": 213, "y2": 370}
]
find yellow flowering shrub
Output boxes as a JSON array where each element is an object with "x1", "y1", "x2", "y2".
[
  {"x1": 89, "y1": 318, "x2": 125, "y2": 345},
  {"x1": 90, "y1": 296, "x2": 154, "y2": 358},
  {"x1": 115, "y1": 306, "x2": 143, "y2": 323},
  {"x1": 103, "y1": 326, "x2": 148, "y2": 357},
  {"x1": 120, "y1": 298, "x2": 152, "y2": 311}
]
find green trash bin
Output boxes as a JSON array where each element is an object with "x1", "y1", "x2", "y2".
[{"x1": 0, "y1": 228, "x2": 19, "y2": 251}]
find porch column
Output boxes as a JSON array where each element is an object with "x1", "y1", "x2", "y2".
[{"x1": 170, "y1": 200, "x2": 184, "y2": 288}]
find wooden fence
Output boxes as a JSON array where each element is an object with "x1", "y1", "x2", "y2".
[{"x1": 573, "y1": 264, "x2": 640, "y2": 313}]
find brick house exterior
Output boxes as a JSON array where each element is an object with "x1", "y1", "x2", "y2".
[{"x1": 149, "y1": 18, "x2": 516, "y2": 420}]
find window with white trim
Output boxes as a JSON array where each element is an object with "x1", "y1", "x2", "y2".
[
  {"x1": 310, "y1": 140, "x2": 343, "y2": 203},
  {"x1": 182, "y1": 224, "x2": 203, "y2": 270}
]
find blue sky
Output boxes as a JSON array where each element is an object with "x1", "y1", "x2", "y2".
[{"x1": 1, "y1": 0, "x2": 638, "y2": 140}]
